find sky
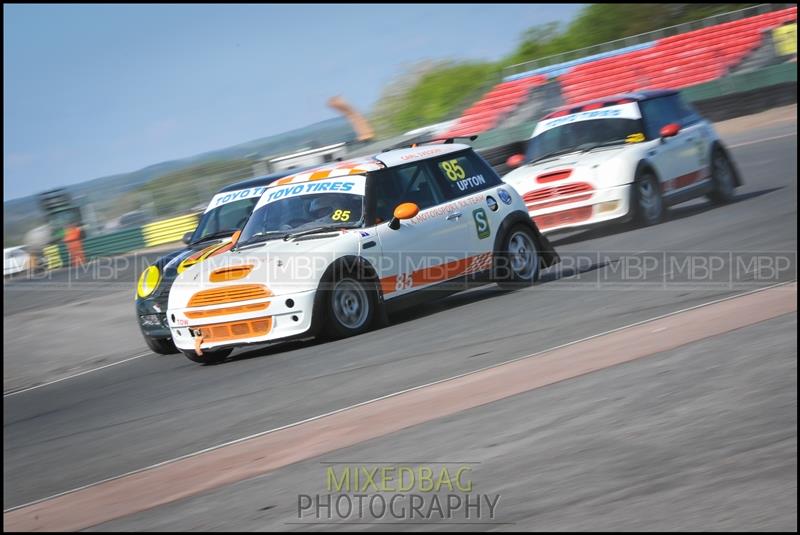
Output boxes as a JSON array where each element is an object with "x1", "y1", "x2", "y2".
[{"x1": 3, "y1": 4, "x2": 584, "y2": 200}]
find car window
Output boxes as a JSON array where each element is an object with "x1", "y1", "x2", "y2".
[
  {"x1": 215, "y1": 198, "x2": 259, "y2": 230},
  {"x1": 428, "y1": 150, "x2": 502, "y2": 199},
  {"x1": 675, "y1": 93, "x2": 701, "y2": 126},
  {"x1": 239, "y1": 176, "x2": 367, "y2": 243},
  {"x1": 193, "y1": 197, "x2": 259, "y2": 242},
  {"x1": 640, "y1": 95, "x2": 697, "y2": 138},
  {"x1": 525, "y1": 116, "x2": 646, "y2": 162},
  {"x1": 374, "y1": 163, "x2": 445, "y2": 223},
  {"x1": 640, "y1": 97, "x2": 677, "y2": 139}
]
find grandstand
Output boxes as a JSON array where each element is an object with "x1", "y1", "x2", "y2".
[
  {"x1": 441, "y1": 5, "x2": 797, "y2": 138},
  {"x1": 443, "y1": 75, "x2": 546, "y2": 138}
]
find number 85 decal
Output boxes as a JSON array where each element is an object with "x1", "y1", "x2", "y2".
[
  {"x1": 395, "y1": 273, "x2": 413, "y2": 291},
  {"x1": 439, "y1": 159, "x2": 466, "y2": 182}
]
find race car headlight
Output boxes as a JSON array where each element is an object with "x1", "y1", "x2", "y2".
[{"x1": 137, "y1": 266, "x2": 161, "y2": 298}]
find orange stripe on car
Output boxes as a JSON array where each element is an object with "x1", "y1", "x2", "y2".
[
  {"x1": 209, "y1": 264, "x2": 254, "y2": 282},
  {"x1": 412, "y1": 257, "x2": 472, "y2": 286},
  {"x1": 380, "y1": 276, "x2": 397, "y2": 295},
  {"x1": 309, "y1": 170, "x2": 333, "y2": 181},
  {"x1": 380, "y1": 253, "x2": 493, "y2": 296},
  {"x1": 178, "y1": 241, "x2": 229, "y2": 273}
]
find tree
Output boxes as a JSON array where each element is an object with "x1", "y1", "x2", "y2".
[
  {"x1": 370, "y1": 61, "x2": 499, "y2": 137},
  {"x1": 370, "y1": 3, "x2": 760, "y2": 135}
]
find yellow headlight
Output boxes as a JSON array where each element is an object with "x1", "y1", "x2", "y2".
[{"x1": 137, "y1": 265, "x2": 161, "y2": 298}]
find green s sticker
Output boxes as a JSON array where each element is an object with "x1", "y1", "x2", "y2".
[{"x1": 473, "y1": 208, "x2": 491, "y2": 239}]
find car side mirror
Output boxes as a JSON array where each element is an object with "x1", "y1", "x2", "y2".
[
  {"x1": 182, "y1": 231, "x2": 193, "y2": 245},
  {"x1": 659, "y1": 123, "x2": 680, "y2": 140},
  {"x1": 506, "y1": 153, "x2": 525, "y2": 169},
  {"x1": 388, "y1": 202, "x2": 420, "y2": 230}
]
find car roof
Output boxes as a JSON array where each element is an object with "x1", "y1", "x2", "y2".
[
  {"x1": 216, "y1": 170, "x2": 297, "y2": 193},
  {"x1": 375, "y1": 143, "x2": 470, "y2": 168},
  {"x1": 266, "y1": 143, "x2": 472, "y2": 187},
  {"x1": 542, "y1": 89, "x2": 678, "y2": 119}
]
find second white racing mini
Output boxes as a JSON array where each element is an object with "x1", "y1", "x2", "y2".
[{"x1": 502, "y1": 90, "x2": 742, "y2": 233}]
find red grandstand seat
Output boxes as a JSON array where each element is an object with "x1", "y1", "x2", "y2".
[{"x1": 558, "y1": 7, "x2": 796, "y2": 105}]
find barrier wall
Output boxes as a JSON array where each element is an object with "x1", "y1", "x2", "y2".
[
  {"x1": 82, "y1": 228, "x2": 148, "y2": 259},
  {"x1": 42, "y1": 213, "x2": 199, "y2": 269},
  {"x1": 141, "y1": 214, "x2": 199, "y2": 248},
  {"x1": 681, "y1": 61, "x2": 797, "y2": 102}
]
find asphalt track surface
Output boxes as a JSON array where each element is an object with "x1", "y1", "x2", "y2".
[{"x1": 3, "y1": 112, "x2": 797, "y2": 530}]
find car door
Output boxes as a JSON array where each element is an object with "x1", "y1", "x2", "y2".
[
  {"x1": 427, "y1": 150, "x2": 507, "y2": 270},
  {"x1": 366, "y1": 162, "x2": 471, "y2": 300},
  {"x1": 676, "y1": 95, "x2": 712, "y2": 181},
  {"x1": 640, "y1": 95, "x2": 705, "y2": 194}
]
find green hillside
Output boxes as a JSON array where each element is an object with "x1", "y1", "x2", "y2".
[
  {"x1": 4, "y1": 117, "x2": 354, "y2": 246},
  {"x1": 370, "y1": 3, "x2": 759, "y2": 136}
]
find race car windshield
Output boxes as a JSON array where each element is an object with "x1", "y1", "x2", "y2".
[
  {"x1": 238, "y1": 192, "x2": 365, "y2": 245},
  {"x1": 526, "y1": 118, "x2": 643, "y2": 164},
  {"x1": 190, "y1": 197, "x2": 260, "y2": 244}
]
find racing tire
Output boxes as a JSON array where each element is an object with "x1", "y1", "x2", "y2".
[
  {"x1": 181, "y1": 347, "x2": 233, "y2": 364},
  {"x1": 322, "y1": 275, "x2": 377, "y2": 340},
  {"x1": 144, "y1": 335, "x2": 179, "y2": 355},
  {"x1": 707, "y1": 149, "x2": 736, "y2": 205},
  {"x1": 631, "y1": 171, "x2": 664, "y2": 227},
  {"x1": 495, "y1": 224, "x2": 540, "y2": 290}
]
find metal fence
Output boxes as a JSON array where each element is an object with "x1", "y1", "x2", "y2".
[{"x1": 503, "y1": 3, "x2": 793, "y2": 78}]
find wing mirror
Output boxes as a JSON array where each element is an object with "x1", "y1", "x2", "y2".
[
  {"x1": 182, "y1": 231, "x2": 193, "y2": 245},
  {"x1": 659, "y1": 123, "x2": 680, "y2": 140},
  {"x1": 506, "y1": 153, "x2": 526, "y2": 169},
  {"x1": 388, "y1": 202, "x2": 420, "y2": 230}
]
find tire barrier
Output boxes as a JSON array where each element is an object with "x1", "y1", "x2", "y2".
[
  {"x1": 42, "y1": 244, "x2": 67, "y2": 270},
  {"x1": 141, "y1": 213, "x2": 199, "y2": 248}
]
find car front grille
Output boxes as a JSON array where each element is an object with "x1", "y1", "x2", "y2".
[
  {"x1": 523, "y1": 182, "x2": 594, "y2": 208},
  {"x1": 188, "y1": 284, "x2": 271, "y2": 307},
  {"x1": 196, "y1": 317, "x2": 272, "y2": 342}
]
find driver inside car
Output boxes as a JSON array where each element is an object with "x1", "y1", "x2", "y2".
[{"x1": 308, "y1": 197, "x2": 336, "y2": 224}]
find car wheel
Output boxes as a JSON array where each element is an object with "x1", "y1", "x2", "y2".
[
  {"x1": 144, "y1": 335, "x2": 179, "y2": 355},
  {"x1": 182, "y1": 347, "x2": 233, "y2": 364},
  {"x1": 495, "y1": 224, "x2": 540, "y2": 290},
  {"x1": 323, "y1": 276, "x2": 376, "y2": 339},
  {"x1": 632, "y1": 171, "x2": 664, "y2": 227},
  {"x1": 708, "y1": 149, "x2": 736, "y2": 204}
]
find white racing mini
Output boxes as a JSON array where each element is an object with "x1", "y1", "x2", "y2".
[
  {"x1": 167, "y1": 143, "x2": 560, "y2": 363},
  {"x1": 502, "y1": 90, "x2": 742, "y2": 233}
]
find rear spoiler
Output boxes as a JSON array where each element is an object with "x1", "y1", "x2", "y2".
[{"x1": 382, "y1": 135, "x2": 478, "y2": 153}]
